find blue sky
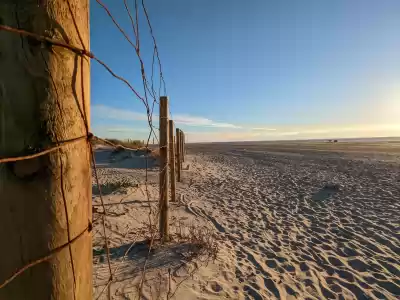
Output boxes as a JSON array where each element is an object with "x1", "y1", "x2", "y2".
[{"x1": 91, "y1": 0, "x2": 400, "y2": 142}]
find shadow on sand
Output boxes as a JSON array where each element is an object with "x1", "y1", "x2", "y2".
[
  {"x1": 311, "y1": 184, "x2": 340, "y2": 202},
  {"x1": 93, "y1": 148, "x2": 158, "y2": 170},
  {"x1": 92, "y1": 199, "x2": 158, "y2": 207},
  {"x1": 94, "y1": 241, "x2": 200, "y2": 275}
]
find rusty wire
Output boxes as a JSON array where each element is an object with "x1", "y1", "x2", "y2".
[
  {"x1": 65, "y1": 0, "x2": 114, "y2": 291},
  {"x1": 95, "y1": 0, "x2": 138, "y2": 50},
  {"x1": 0, "y1": 25, "x2": 90, "y2": 56},
  {"x1": 114, "y1": 8, "x2": 165, "y2": 294},
  {"x1": 90, "y1": 144, "x2": 113, "y2": 279},
  {"x1": 96, "y1": 0, "x2": 158, "y2": 144},
  {"x1": 0, "y1": 134, "x2": 89, "y2": 164},
  {"x1": 0, "y1": 25, "x2": 146, "y2": 106},
  {"x1": 0, "y1": 224, "x2": 91, "y2": 290},
  {"x1": 0, "y1": 3, "x2": 116, "y2": 294},
  {"x1": 95, "y1": 0, "x2": 160, "y2": 135},
  {"x1": 123, "y1": 0, "x2": 138, "y2": 42},
  {"x1": 89, "y1": 1, "x2": 168, "y2": 298},
  {"x1": 0, "y1": 0, "x2": 178, "y2": 297},
  {"x1": 141, "y1": 0, "x2": 167, "y2": 96}
]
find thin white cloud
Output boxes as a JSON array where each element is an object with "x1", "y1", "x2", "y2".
[
  {"x1": 174, "y1": 114, "x2": 240, "y2": 128},
  {"x1": 92, "y1": 105, "x2": 400, "y2": 142},
  {"x1": 251, "y1": 127, "x2": 277, "y2": 131},
  {"x1": 92, "y1": 104, "x2": 241, "y2": 129},
  {"x1": 107, "y1": 128, "x2": 134, "y2": 132},
  {"x1": 106, "y1": 127, "x2": 149, "y2": 133},
  {"x1": 93, "y1": 104, "x2": 148, "y2": 121},
  {"x1": 185, "y1": 123, "x2": 400, "y2": 142}
]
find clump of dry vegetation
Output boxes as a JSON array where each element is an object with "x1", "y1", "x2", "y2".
[
  {"x1": 92, "y1": 178, "x2": 135, "y2": 196},
  {"x1": 91, "y1": 136, "x2": 144, "y2": 148},
  {"x1": 169, "y1": 217, "x2": 219, "y2": 263},
  {"x1": 106, "y1": 138, "x2": 145, "y2": 148},
  {"x1": 129, "y1": 217, "x2": 220, "y2": 300}
]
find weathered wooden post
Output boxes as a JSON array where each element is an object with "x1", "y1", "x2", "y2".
[
  {"x1": 180, "y1": 130, "x2": 184, "y2": 163},
  {"x1": 168, "y1": 120, "x2": 176, "y2": 202},
  {"x1": 0, "y1": 1, "x2": 92, "y2": 299},
  {"x1": 176, "y1": 128, "x2": 181, "y2": 182},
  {"x1": 159, "y1": 97, "x2": 169, "y2": 242},
  {"x1": 182, "y1": 131, "x2": 186, "y2": 161}
]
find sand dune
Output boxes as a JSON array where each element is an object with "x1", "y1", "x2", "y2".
[{"x1": 92, "y1": 146, "x2": 241, "y2": 299}]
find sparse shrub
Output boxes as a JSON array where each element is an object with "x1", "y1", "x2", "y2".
[
  {"x1": 108, "y1": 138, "x2": 144, "y2": 148},
  {"x1": 170, "y1": 218, "x2": 219, "y2": 262},
  {"x1": 92, "y1": 179, "x2": 134, "y2": 195},
  {"x1": 92, "y1": 137, "x2": 145, "y2": 149}
]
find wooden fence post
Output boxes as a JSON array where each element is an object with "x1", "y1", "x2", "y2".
[
  {"x1": 180, "y1": 130, "x2": 184, "y2": 163},
  {"x1": 0, "y1": 1, "x2": 92, "y2": 299},
  {"x1": 182, "y1": 131, "x2": 186, "y2": 160},
  {"x1": 159, "y1": 96, "x2": 169, "y2": 242},
  {"x1": 176, "y1": 128, "x2": 181, "y2": 182},
  {"x1": 168, "y1": 120, "x2": 176, "y2": 202}
]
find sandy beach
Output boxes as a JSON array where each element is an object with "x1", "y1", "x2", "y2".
[{"x1": 92, "y1": 141, "x2": 400, "y2": 299}]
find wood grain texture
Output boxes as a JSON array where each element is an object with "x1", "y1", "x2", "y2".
[
  {"x1": 159, "y1": 96, "x2": 169, "y2": 242},
  {"x1": 0, "y1": 0, "x2": 92, "y2": 298},
  {"x1": 169, "y1": 120, "x2": 176, "y2": 202}
]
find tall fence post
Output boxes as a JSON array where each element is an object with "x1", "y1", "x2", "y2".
[
  {"x1": 168, "y1": 120, "x2": 176, "y2": 202},
  {"x1": 180, "y1": 130, "x2": 184, "y2": 163},
  {"x1": 182, "y1": 131, "x2": 186, "y2": 160},
  {"x1": 159, "y1": 96, "x2": 169, "y2": 242},
  {"x1": 0, "y1": 1, "x2": 92, "y2": 299},
  {"x1": 176, "y1": 128, "x2": 181, "y2": 182}
]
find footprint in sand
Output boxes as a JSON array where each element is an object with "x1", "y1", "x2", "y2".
[{"x1": 208, "y1": 281, "x2": 223, "y2": 293}]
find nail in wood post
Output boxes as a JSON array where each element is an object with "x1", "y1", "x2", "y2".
[
  {"x1": 176, "y1": 128, "x2": 181, "y2": 182},
  {"x1": 159, "y1": 96, "x2": 169, "y2": 242},
  {"x1": 169, "y1": 120, "x2": 176, "y2": 202}
]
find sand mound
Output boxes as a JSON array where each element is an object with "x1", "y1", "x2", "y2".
[{"x1": 92, "y1": 148, "x2": 242, "y2": 300}]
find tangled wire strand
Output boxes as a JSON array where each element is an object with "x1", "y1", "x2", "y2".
[{"x1": 0, "y1": 0, "x2": 180, "y2": 298}]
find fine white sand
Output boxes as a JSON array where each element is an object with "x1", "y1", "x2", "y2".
[
  {"x1": 93, "y1": 143, "x2": 400, "y2": 299},
  {"x1": 92, "y1": 146, "x2": 241, "y2": 300}
]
